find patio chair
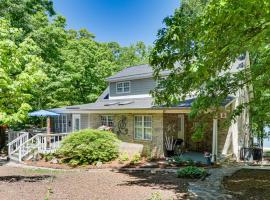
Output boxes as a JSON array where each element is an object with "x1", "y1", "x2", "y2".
[{"x1": 174, "y1": 139, "x2": 184, "y2": 156}]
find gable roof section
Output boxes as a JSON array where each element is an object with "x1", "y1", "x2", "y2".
[{"x1": 106, "y1": 64, "x2": 170, "y2": 82}]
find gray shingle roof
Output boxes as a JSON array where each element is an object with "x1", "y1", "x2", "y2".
[
  {"x1": 68, "y1": 98, "x2": 154, "y2": 110},
  {"x1": 106, "y1": 64, "x2": 170, "y2": 82},
  {"x1": 49, "y1": 96, "x2": 235, "y2": 113}
]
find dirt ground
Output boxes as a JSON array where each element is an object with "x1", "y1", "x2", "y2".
[
  {"x1": 0, "y1": 165, "x2": 192, "y2": 200},
  {"x1": 223, "y1": 169, "x2": 270, "y2": 200}
]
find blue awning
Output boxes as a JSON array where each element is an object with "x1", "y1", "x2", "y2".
[{"x1": 28, "y1": 110, "x2": 60, "y2": 117}]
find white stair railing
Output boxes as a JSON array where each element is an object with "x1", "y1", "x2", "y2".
[
  {"x1": 7, "y1": 130, "x2": 28, "y2": 143},
  {"x1": 35, "y1": 133, "x2": 69, "y2": 154},
  {"x1": 8, "y1": 133, "x2": 69, "y2": 162},
  {"x1": 7, "y1": 132, "x2": 29, "y2": 160}
]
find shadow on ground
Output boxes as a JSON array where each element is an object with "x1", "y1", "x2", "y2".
[
  {"x1": 223, "y1": 169, "x2": 270, "y2": 200},
  {"x1": 0, "y1": 175, "x2": 54, "y2": 183},
  {"x1": 117, "y1": 170, "x2": 194, "y2": 197}
]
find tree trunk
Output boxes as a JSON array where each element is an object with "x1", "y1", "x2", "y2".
[{"x1": 0, "y1": 126, "x2": 6, "y2": 150}]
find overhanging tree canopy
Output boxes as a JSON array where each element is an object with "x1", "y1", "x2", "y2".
[{"x1": 150, "y1": 0, "x2": 270, "y2": 142}]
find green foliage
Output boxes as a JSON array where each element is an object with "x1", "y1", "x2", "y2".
[
  {"x1": 171, "y1": 156, "x2": 185, "y2": 165},
  {"x1": 177, "y1": 166, "x2": 207, "y2": 179},
  {"x1": 0, "y1": 18, "x2": 46, "y2": 126},
  {"x1": 42, "y1": 153, "x2": 54, "y2": 162},
  {"x1": 56, "y1": 129, "x2": 120, "y2": 166},
  {"x1": 118, "y1": 152, "x2": 129, "y2": 163},
  {"x1": 150, "y1": 0, "x2": 270, "y2": 142},
  {"x1": 144, "y1": 146, "x2": 155, "y2": 161},
  {"x1": 147, "y1": 192, "x2": 162, "y2": 200},
  {"x1": 130, "y1": 153, "x2": 141, "y2": 165},
  {"x1": 186, "y1": 158, "x2": 195, "y2": 166},
  {"x1": 191, "y1": 123, "x2": 207, "y2": 142},
  {"x1": 0, "y1": 0, "x2": 151, "y2": 128}
]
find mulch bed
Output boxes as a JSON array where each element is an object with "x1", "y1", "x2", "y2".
[
  {"x1": 223, "y1": 169, "x2": 270, "y2": 200},
  {"x1": 24, "y1": 159, "x2": 129, "y2": 169},
  {"x1": 24, "y1": 157, "x2": 219, "y2": 170}
]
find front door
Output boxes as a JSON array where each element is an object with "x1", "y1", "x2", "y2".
[{"x1": 72, "y1": 114, "x2": 81, "y2": 132}]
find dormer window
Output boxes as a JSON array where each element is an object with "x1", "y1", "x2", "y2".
[{"x1": 116, "y1": 81, "x2": 130, "y2": 94}]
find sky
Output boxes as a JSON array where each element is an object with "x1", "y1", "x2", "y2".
[{"x1": 53, "y1": 0, "x2": 180, "y2": 46}]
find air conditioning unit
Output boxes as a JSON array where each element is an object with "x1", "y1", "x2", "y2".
[{"x1": 220, "y1": 112, "x2": 227, "y2": 119}]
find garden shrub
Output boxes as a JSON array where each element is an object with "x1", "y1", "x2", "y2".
[
  {"x1": 130, "y1": 153, "x2": 141, "y2": 164},
  {"x1": 186, "y1": 158, "x2": 195, "y2": 166},
  {"x1": 171, "y1": 156, "x2": 184, "y2": 165},
  {"x1": 56, "y1": 129, "x2": 120, "y2": 166},
  {"x1": 177, "y1": 166, "x2": 207, "y2": 179},
  {"x1": 42, "y1": 153, "x2": 54, "y2": 162},
  {"x1": 118, "y1": 152, "x2": 129, "y2": 163}
]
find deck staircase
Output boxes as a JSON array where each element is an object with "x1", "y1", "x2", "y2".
[{"x1": 7, "y1": 132, "x2": 68, "y2": 162}]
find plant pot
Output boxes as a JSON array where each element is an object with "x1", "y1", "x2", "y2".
[{"x1": 166, "y1": 150, "x2": 174, "y2": 157}]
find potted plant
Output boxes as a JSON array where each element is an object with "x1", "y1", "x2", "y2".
[{"x1": 165, "y1": 135, "x2": 176, "y2": 157}]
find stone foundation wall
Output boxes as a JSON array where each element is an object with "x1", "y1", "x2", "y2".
[
  {"x1": 89, "y1": 113, "x2": 164, "y2": 158},
  {"x1": 87, "y1": 112, "x2": 231, "y2": 158}
]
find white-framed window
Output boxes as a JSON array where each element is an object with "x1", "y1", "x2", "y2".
[
  {"x1": 101, "y1": 115, "x2": 114, "y2": 127},
  {"x1": 54, "y1": 114, "x2": 68, "y2": 133},
  {"x1": 134, "y1": 115, "x2": 152, "y2": 140},
  {"x1": 116, "y1": 81, "x2": 130, "y2": 94}
]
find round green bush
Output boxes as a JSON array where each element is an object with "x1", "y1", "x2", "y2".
[
  {"x1": 177, "y1": 166, "x2": 207, "y2": 179},
  {"x1": 56, "y1": 129, "x2": 120, "y2": 166}
]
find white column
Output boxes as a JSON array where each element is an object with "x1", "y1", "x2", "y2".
[{"x1": 212, "y1": 118, "x2": 218, "y2": 162}]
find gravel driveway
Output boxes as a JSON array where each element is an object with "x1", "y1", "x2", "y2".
[{"x1": 0, "y1": 166, "x2": 191, "y2": 200}]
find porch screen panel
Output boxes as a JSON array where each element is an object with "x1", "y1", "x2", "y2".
[
  {"x1": 59, "y1": 116, "x2": 62, "y2": 133},
  {"x1": 62, "y1": 115, "x2": 67, "y2": 133},
  {"x1": 53, "y1": 115, "x2": 67, "y2": 133}
]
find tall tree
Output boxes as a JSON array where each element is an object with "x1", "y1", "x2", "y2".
[
  {"x1": 108, "y1": 41, "x2": 151, "y2": 69},
  {"x1": 0, "y1": 19, "x2": 45, "y2": 126},
  {"x1": 150, "y1": 0, "x2": 270, "y2": 141},
  {"x1": 0, "y1": 0, "x2": 55, "y2": 33},
  {"x1": 0, "y1": 0, "x2": 152, "y2": 128}
]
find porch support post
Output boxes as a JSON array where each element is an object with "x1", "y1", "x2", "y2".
[
  {"x1": 46, "y1": 117, "x2": 51, "y2": 148},
  {"x1": 212, "y1": 118, "x2": 218, "y2": 162},
  {"x1": 47, "y1": 117, "x2": 50, "y2": 134}
]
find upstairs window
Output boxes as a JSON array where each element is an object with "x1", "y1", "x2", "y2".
[
  {"x1": 116, "y1": 81, "x2": 130, "y2": 94},
  {"x1": 101, "y1": 115, "x2": 114, "y2": 127}
]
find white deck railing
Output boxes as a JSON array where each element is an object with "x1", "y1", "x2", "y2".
[
  {"x1": 7, "y1": 132, "x2": 29, "y2": 159},
  {"x1": 7, "y1": 131, "x2": 29, "y2": 143},
  {"x1": 8, "y1": 133, "x2": 69, "y2": 162}
]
